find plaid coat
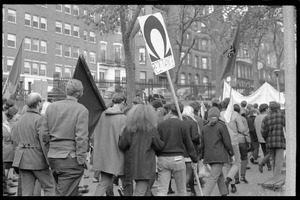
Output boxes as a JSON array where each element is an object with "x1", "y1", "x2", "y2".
[{"x1": 261, "y1": 111, "x2": 285, "y2": 149}]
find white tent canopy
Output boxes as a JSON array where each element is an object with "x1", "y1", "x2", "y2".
[{"x1": 222, "y1": 81, "x2": 285, "y2": 108}]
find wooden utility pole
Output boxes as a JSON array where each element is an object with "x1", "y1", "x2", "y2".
[{"x1": 283, "y1": 6, "x2": 296, "y2": 196}]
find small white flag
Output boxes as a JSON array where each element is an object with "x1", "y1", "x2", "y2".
[
  {"x1": 200, "y1": 100, "x2": 206, "y2": 119},
  {"x1": 224, "y1": 96, "x2": 233, "y2": 123}
]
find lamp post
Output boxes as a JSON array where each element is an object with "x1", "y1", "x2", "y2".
[{"x1": 273, "y1": 69, "x2": 280, "y2": 103}]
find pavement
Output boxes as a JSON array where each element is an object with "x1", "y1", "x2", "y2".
[
  {"x1": 6, "y1": 153, "x2": 286, "y2": 197},
  {"x1": 77, "y1": 148, "x2": 286, "y2": 196}
]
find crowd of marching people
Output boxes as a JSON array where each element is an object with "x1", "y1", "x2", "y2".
[{"x1": 2, "y1": 78, "x2": 286, "y2": 196}]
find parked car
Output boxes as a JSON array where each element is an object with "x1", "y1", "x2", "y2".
[
  {"x1": 177, "y1": 87, "x2": 193, "y2": 100},
  {"x1": 145, "y1": 88, "x2": 172, "y2": 102}
]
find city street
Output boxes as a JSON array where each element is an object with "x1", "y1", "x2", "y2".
[{"x1": 78, "y1": 150, "x2": 286, "y2": 196}]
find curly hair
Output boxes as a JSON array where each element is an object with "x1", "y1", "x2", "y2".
[{"x1": 125, "y1": 104, "x2": 157, "y2": 133}]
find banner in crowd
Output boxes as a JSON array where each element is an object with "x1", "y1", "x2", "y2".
[
  {"x1": 222, "y1": 81, "x2": 285, "y2": 108},
  {"x1": 73, "y1": 55, "x2": 107, "y2": 137}
]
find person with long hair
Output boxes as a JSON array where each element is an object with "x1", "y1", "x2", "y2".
[
  {"x1": 182, "y1": 105, "x2": 200, "y2": 196},
  {"x1": 118, "y1": 104, "x2": 164, "y2": 196}
]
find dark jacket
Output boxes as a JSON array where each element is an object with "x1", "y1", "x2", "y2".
[
  {"x1": 157, "y1": 118, "x2": 198, "y2": 163},
  {"x1": 182, "y1": 116, "x2": 200, "y2": 158},
  {"x1": 246, "y1": 115, "x2": 258, "y2": 142},
  {"x1": 201, "y1": 120, "x2": 234, "y2": 165},
  {"x1": 261, "y1": 111, "x2": 285, "y2": 149},
  {"x1": 119, "y1": 126, "x2": 164, "y2": 181}
]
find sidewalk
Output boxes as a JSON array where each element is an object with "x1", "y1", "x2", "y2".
[{"x1": 80, "y1": 159, "x2": 286, "y2": 196}]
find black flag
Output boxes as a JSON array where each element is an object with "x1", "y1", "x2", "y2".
[
  {"x1": 220, "y1": 24, "x2": 241, "y2": 80},
  {"x1": 73, "y1": 54, "x2": 106, "y2": 137}
]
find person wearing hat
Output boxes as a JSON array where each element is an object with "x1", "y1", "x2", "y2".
[
  {"x1": 240, "y1": 100, "x2": 247, "y2": 116},
  {"x1": 254, "y1": 103, "x2": 272, "y2": 172},
  {"x1": 261, "y1": 101, "x2": 285, "y2": 177},
  {"x1": 247, "y1": 108, "x2": 260, "y2": 165},
  {"x1": 40, "y1": 79, "x2": 89, "y2": 196},
  {"x1": 201, "y1": 107, "x2": 234, "y2": 196}
]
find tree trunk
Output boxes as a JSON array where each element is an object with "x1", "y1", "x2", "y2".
[{"x1": 123, "y1": 37, "x2": 135, "y2": 105}]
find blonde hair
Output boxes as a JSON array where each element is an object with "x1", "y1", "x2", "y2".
[
  {"x1": 182, "y1": 105, "x2": 195, "y2": 121},
  {"x1": 125, "y1": 104, "x2": 157, "y2": 133}
]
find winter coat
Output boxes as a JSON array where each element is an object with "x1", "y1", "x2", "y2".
[
  {"x1": 220, "y1": 110, "x2": 247, "y2": 145},
  {"x1": 201, "y1": 120, "x2": 234, "y2": 165},
  {"x1": 246, "y1": 115, "x2": 258, "y2": 142},
  {"x1": 118, "y1": 126, "x2": 164, "y2": 181},
  {"x1": 254, "y1": 113, "x2": 267, "y2": 143},
  {"x1": 182, "y1": 116, "x2": 200, "y2": 159},
  {"x1": 93, "y1": 106, "x2": 126, "y2": 175},
  {"x1": 3, "y1": 119, "x2": 18, "y2": 163},
  {"x1": 3, "y1": 116, "x2": 12, "y2": 162},
  {"x1": 12, "y1": 109, "x2": 49, "y2": 170},
  {"x1": 237, "y1": 116, "x2": 250, "y2": 144},
  {"x1": 261, "y1": 111, "x2": 285, "y2": 149},
  {"x1": 40, "y1": 96, "x2": 89, "y2": 165}
]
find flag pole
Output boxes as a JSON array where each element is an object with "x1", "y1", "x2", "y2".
[{"x1": 166, "y1": 70, "x2": 182, "y2": 120}]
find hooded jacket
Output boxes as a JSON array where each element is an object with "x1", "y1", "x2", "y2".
[{"x1": 92, "y1": 106, "x2": 126, "y2": 175}]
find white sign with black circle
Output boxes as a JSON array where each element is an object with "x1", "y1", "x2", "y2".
[{"x1": 138, "y1": 12, "x2": 175, "y2": 75}]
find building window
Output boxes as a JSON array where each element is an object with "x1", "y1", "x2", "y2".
[
  {"x1": 84, "y1": 50, "x2": 88, "y2": 61},
  {"x1": 64, "y1": 5, "x2": 71, "y2": 14},
  {"x1": 90, "y1": 52, "x2": 96, "y2": 63},
  {"x1": 24, "y1": 61, "x2": 31, "y2": 74},
  {"x1": 114, "y1": 44, "x2": 122, "y2": 64},
  {"x1": 89, "y1": 32, "x2": 96, "y2": 43},
  {"x1": 99, "y1": 71, "x2": 105, "y2": 81},
  {"x1": 187, "y1": 53, "x2": 191, "y2": 65},
  {"x1": 115, "y1": 70, "x2": 120, "y2": 82},
  {"x1": 55, "y1": 21, "x2": 62, "y2": 33},
  {"x1": 40, "y1": 40, "x2": 47, "y2": 54},
  {"x1": 6, "y1": 58, "x2": 14, "y2": 72},
  {"x1": 73, "y1": 46, "x2": 79, "y2": 59},
  {"x1": 100, "y1": 42, "x2": 107, "y2": 62},
  {"x1": 83, "y1": 9, "x2": 87, "y2": 15},
  {"x1": 139, "y1": 47, "x2": 146, "y2": 64},
  {"x1": 56, "y1": 4, "x2": 62, "y2": 11},
  {"x1": 180, "y1": 73, "x2": 186, "y2": 85},
  {"x1": 40, "y1": 63, "x2": 46, "y2": 76},
  {"x1": 55, "y1": 43, "x2": 62, "y2": 56},
  {"x1": 186, "y1": 33, "x2": 190, "y2": 45},
  {"x1": 64, "y1": 23, "x2": 71, "y2": 36},
  {"x1": 201, "y1": 39, "x2": 208, "y2": 51},
  {"x1": 64, "y1": 45, "x2": 71, "y2": 58},
  {"x1": 24, "y1": 13, "x2": 31, "y2": 26},
  {"x1": 200, "y1": 22, "x2": 206, "y2": 32},
  {"x1": 32, "y1": 15, "x2": 39, "y2": 28},
  {"x1": 32, "y1": 62, "x2": 39, "y2": 75},
  {"x1": 203, "y1": 76, "x2": 208, "y2": 84},
  {"x1": 7, "y1": 9, "x2": 16, "y2": 23},
  {"x1": 188, "y1": 73, "x2": 191, "y2": 84},
  {"x1": 40, "y1": 17, "x2": 47, "y2": 30},
  {"x1": 73, "y1": 25, "x2": 79, "y2": 37},
  {"x1": 73, "y1": 5, "x2": 79, "y2": 16},
  {"x1": 140, "y1": 71, "x2": 146, "y2": 82},
  {"x1": 24, "y1": 37, "x2": 31, "y2": 51},
  {"x1": 202, "y1": 57, "x2": 207, "y2": 69},
  {"x1": 64, "y1": 67, "x2": 72, "y2": 78},
  {"x1": 55, "y1": 65, "x2": 62, "y2": 77},
  {"x1": 195, "y1": 55, "x2": 198, "y2": 68},
  {"x1": 83, "y1": 30, "x2": 87, "y2": 41},
  {"x1": 180, "y1": 52, "x2": 185, "y2": 64},
  {"x1": 32, "y1": 39, "x2": 39, "y2": 52},
  {"x1": 7, "y1": 34, "x2": 16, "y2": 48},
  {"x1": 195, "y1": 74, "x2": 200, "y2": 85}
]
